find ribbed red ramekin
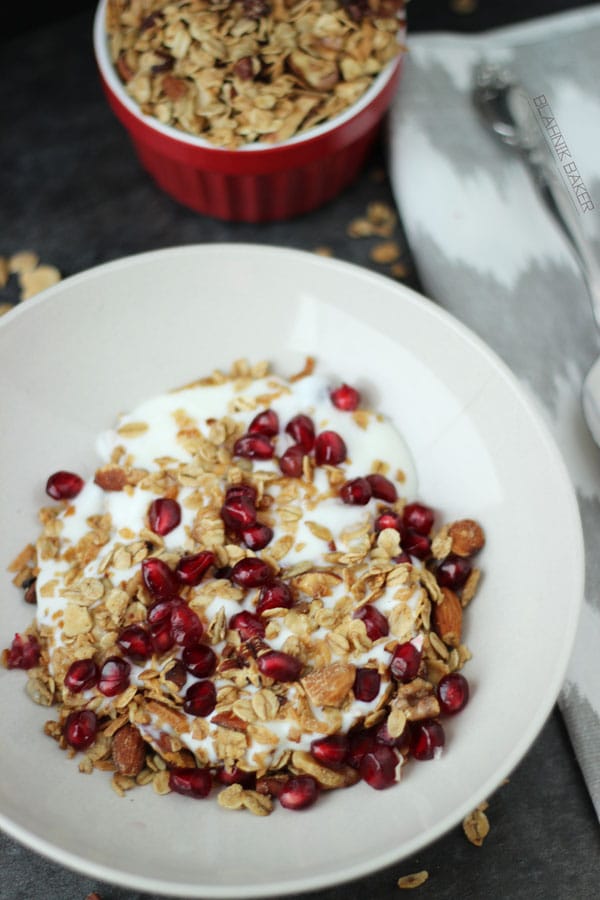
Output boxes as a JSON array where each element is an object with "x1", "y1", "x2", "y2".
[{"x1": 93, "y1": 1, "x2": 404, "y2": 222}]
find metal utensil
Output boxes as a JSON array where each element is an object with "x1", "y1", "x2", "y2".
[{"x1": 472, "y1": 61, "x2": 600, "y2": 444}]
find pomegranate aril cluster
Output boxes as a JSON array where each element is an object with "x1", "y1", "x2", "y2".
[{"x1": 6, "y1": 368, "x2": 486, "y2": 818}]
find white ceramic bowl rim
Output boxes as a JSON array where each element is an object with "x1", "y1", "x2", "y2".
[{"x1": 93, "y1": 0, "x2": 405, "y2": 153}]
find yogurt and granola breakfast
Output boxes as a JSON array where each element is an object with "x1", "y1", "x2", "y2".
[{"x1": 3, "y1": 359, "x2": 484, "y2": 813}]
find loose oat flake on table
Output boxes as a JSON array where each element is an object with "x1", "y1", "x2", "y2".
[
  {"x1": 106, "y1": 0, "x2": 406, "y2": 147},
  {"x1": 2, "y1": 359, "x2": 484, "y2": 813}
]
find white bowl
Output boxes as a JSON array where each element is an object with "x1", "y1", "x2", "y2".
[{"x1": 0, "y1": 245, "x2": 583, "y2": 897}]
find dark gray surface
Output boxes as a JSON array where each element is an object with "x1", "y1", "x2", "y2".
[{"x1": 1, "y1": 9, "x2": 599, "y2": 900}]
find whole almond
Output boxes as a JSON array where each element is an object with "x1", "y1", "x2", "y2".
[
  {"x1": 448, "y1": 519, "x2": 485, "y2": 557},
  {"x1": 111, "y1": 723, "x2": 146, "y2": 776},
  {"x1": 432, "y1": 587, "x2": 463, "y2": 647},
  {"x1": 94, "y1": 465, "x2": 128, "y2": 492}
]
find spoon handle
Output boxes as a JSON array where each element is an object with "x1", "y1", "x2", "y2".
[{"x1": 525, "y1": 147, "x2": 600, "y2": 331}]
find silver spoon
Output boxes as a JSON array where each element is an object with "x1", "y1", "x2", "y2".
[{"x1": 472, "y1": 61, "x2": 600, "y2": 444}]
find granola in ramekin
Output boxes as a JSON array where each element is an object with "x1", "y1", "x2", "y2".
[
  {"x1": 3, "y1": 359, "x2": 484, "y2": 812},
  {"x1": 105, "y1": 0, "x2": 406, "y2": 147}
]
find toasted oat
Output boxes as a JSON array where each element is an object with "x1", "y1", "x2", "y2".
[
  {"x1": 9, "y1": 250, "x2": 39, "y2": 274},
  {"x1": 397, "y1": 870, "x2": 429, "y2": 889},
  {"x1": 370, "y1": 241, "x2": 401, "y2": 264},
  {"x1": 462, "y1": 802, "x2": 490, "y2": 846},
  {"x1": 19, "y1": 265, "x2": 61, "y2": 300}
]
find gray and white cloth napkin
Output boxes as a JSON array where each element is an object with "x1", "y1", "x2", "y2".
[{"x1": 388, "y1": 5, "x2": 600, "y2": 816}]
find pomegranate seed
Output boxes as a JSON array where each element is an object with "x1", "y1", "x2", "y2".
[
  {"x1": 402, "y1": 502, "x2": 434, "y2": 536},
  {"x1": 176, "y1": 550, "x2": 215, "y2": 586},
  {"x1": 170, "y1": 603, "x2": 204, "y2": 647},
  {"x1": 183, "y1": 680, "x2": 216, "y2": 717},
  {"x1": 403, "y1": 529, "x2": 431, "y2": 560},
  {"x1": 340, "y1": 477, "x2": 372, "y2": 505},
  {"x1": 217, "y1": 766, "x2": 256, "y2": 788},
  {"x1": 141, "y1": 557, "x2": 180, "y2": 600},
  {"x1": 225, "y1": 483, "x2": 257, "y2": 503},
  {"x1": 390, "y1": 640, "x2": 422, "y2": 683},
  {"x1": 148, "y1": 497, "x2": 181, "y2": 536},
  {"x1": 230, "y1": 557, "x2": 273, "y2": 589},
  {"x1": 366, "y1": 474, "x2": 397, "y2": 503},
  {"x1": 347, "y1": 729, "x2": 378, "y2": 768},
  {"x1": 279, "y1": 444, "x2": 305, "y2": 478},
  {"x1": 230, "y1": 610, "x2": 266, "y2": 640},
  {"x1": 6, "y1": 633, "x2": 40, "y2": 669},
  {"x1": 359, "y1": 744, "x2": 398, "y2": 790},
  {"x1": 330, "y1": 383, "x2": 361, "y2": 411},
  {"x1": 311, "y1": 735, "x2": 349, "y2": 768},
  {"x1": 63, "y1": 709, "x2": 98, "y2": 751},
  {"x1": 353, "y1": 667, "x2": 381, "y2": 702},
  {"x1": 149, "y1": 620, "x2": 175, "y2": 654},
  {"x1": 258, "y1": 650, "x2": 302, "y2": 682},
  {"x1": 374, "y1": 510, "x2": 403, "y2": 533},
  {"x1": 220, "y1": 494, "x2": 256, "y2": 530},
  {"x1": 436, "y1": 553, "x2": 472, "y2": 589},
  {"x1": 168, "y1": 766, "x2": 212, "y2": 798},
  {"x1": 147, "y1": 597, "x2": 175, "y2": 625},
  {"x1": 437, "y1": 672, "x2": 469, "y2": 714},
  {"x1": 279, "y1": 775, "x2": 319, "y2": 810},
  {"x1": 45, "y1": 470, "x2": 84, "y2": 500},
  {"x1": 248, "y1": 408, "x2": 279, "y2": 437},
  {"x1": 117, "y1": 625, "x2": 152, "y2": 661},
  {"x1": 353, "y1": 605, "x2": 389, "y2": 641},
  {"x1": 182, "y1": 643, "x2": 217, "y2": 678},
  {"x1": 98, "y1": 656, "x2": 131, "y2": 696},
  {"x1": 233, "y1": 433, "x2": 274, "y2": 460},
  {"x1": 285, "y1": 414, "x2": 315, "y2": 452},
  {"x1": 314, "y1": 430, "x2": 347, "y2": 466},
  {"x1": 64, "y1": 658, "x2": 99, "y2": 692},
  {"x1": 241, "y1": 522, "x2": 273, "y2": 551},
  {"x1": 409, "y1": 719, "x2": 445, "y2": 761},
  {"x1": 256, "y1": 580, "x2": 293, "y2": 615}
]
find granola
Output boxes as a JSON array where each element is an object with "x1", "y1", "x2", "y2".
[
  {"x1": 3, "y1": 359, "x2": 484, "y2": 812},
  {"x1": 105, "y1": 0, "x2": 406, "y2": 147}
]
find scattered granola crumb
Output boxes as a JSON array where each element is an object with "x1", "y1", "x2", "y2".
[
  {"x1": 370, "y1": 241, "x2": 401, "y2": 264},
  {"x1": 313, "y1": 246, "x2": 334, "y2": 257},
  {"x1": 450, "y1": 0, "x2": 478, "y2": 13},
  {"x1": 397, "y1": 870, "x2": 429, "y2": 889},
  {"x1": 390, "y1": 261, "x2": 410, "y2": 280},
  {"x1": 86, "y1": 893, "x2": 102, "y2": 900},
  {"x1": 1, "y1": 252, "x2": 62, "y2": 302},
  {"x1": 19, "y1": 264, "x2": 62, "y2": 300},
  {"x1": 462, "y1": 801, "x2": 490, "y2": 846},
  {"x1": 9, "y1": 250, "x2": 39, "y2": 275}
]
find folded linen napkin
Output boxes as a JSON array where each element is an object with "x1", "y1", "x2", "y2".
[{"x1": 388, "y1": 5, "x2": 600, "y2": 817}]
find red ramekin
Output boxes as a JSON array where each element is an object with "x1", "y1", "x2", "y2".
[{"x1": 93, "y1": 0, "x2": 404, "y2": 222}]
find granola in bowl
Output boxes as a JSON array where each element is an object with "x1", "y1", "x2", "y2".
[
  {"x1": 3, "y1": 358, "x2": 484, "y2": 813},
  {"x1": 105, "y1": 0, "x2": 406, "y2": 148}
]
